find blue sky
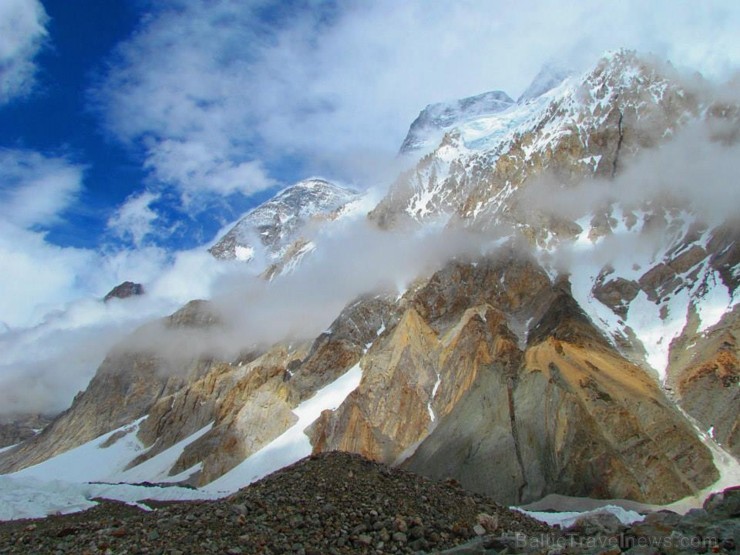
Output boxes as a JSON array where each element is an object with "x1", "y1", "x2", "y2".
[{"x1": 0, "y1": 1, "x2": 144, "y2": 248}]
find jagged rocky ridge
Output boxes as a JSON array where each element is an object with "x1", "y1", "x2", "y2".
[
  {"x1": 208, "y1": 178, "x2": 359, "y2": 264},
  {"x1": 1, "y1": 50, "x2": 737, "y2": 509}
]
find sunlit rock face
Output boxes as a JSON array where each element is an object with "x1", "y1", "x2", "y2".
[{"x1": 309, "y1": 255, "x2": 718, "y2": 505}]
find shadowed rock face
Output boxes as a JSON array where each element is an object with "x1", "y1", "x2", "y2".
[
  {"x1": 0, "y1": 414, "x2": 53, "y2": 449},
  {"x1": 104, "y1": 281, "x2": 144, "y2": 302},
  {"x1": 667, "y1": 306, "x2": 740, "y2": 458}
]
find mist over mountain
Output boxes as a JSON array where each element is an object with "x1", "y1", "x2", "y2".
[{"x1": 1, "y1": 51, "x2": 737, "y2": 529}]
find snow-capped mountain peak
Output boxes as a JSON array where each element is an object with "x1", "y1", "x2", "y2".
[
  {"x1": 209, "y1": 178, "x2": 358, "y2": 261},
  {"x1": 399, "y1": 89, "x2": 514, "y2": 154}
]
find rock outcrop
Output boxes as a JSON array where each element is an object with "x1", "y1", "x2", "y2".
[
  {"x1": 0, "y1": 414, "x2": 52, "y2": 449},
  {"x1": 104, "y1": 281, "x2": 144, "y2": 302},
  {"x1": 309, "y1": 255, "x2": 718, "y2": 505},
  {"x1": 667, "y1": 306, "x2": 740, "y2": 458}
]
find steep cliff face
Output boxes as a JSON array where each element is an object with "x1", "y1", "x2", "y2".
[
  {"x1": 667, "y1": 306, "x2": 740, "y2": 458},
  {"x1": 308, "y1": 256, "x2": 718, "y2": 505},
  {"x1": 0, "y1": 300, "x2": 222, "y2": 474}
]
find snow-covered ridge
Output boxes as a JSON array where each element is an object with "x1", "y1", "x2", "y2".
[
  {"x1": 209, "y1": 178, "x2": 359, "y2": 261},
  {"x1": 399, "y1": 90, "x2": 515, "y2": 154},
  {"x1": 374, "y1": 49, "x2": 700, "y2": 230}
]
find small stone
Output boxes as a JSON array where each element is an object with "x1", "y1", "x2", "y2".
[
  {"x1": 356, "y1": 534, "x2": 373, "y2": 546},
  {"x1": 147, "y1": 530, "x2": 160, "y2": 541},
  {"x1": 703, "y1": 486, "x2": 740, "y2": 519},
  {"x1": 566, "y1": 512, "x2": 623, "y2": 536},
  {"x1": 473, "y1": 524, "x2": 486, "y2": 536},
  {"x1": 393, "y1": 532, "x2": 408, "y2": 543},
  {"x1": 410, "y1": 538, "x2": 430, "y2": 551},
  {"x1": 232, "y1": 504, "x2": 248, "y2": 516},
  {"x1": 226, "y1": 548, "x2": 243, "y2": 555},
  {"x1": 477, "y1": 513, "x2": 499, "y2": 533},
  {"x1": 394, "y1": 517, "x2": 408, "y2": 532},
  {"x1": 409, "y1": 525, "x2": 425, "y2": 539},
  {"x1": 623, "y1": 546, "x2": 660, "y2": 555}
]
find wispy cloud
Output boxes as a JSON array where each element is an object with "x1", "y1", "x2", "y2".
[
  {"x1": 107, "y1": 190, "x2": 161, "y2": 247},
  {"x1": 0, "y1": 0, "x2": 48, "y2": 104},
  {"x1": 0, "y1": 149, "x2": 83, "y2": 227}
]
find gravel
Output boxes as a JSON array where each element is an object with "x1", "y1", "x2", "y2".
[{"x1": 0, "y1": 451, "x2": 551, "y2": 554}]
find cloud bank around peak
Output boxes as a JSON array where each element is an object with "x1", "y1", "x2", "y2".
[
  {"x1": 0, "y1": 0, "x2": 48, "y2": 104},
  {"x1": 93, "y1": 0, "x2": 740, "y2": 201}
]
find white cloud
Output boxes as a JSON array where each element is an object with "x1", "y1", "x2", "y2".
[
  {"x1": 144, "y1": 140, "x2": 274, "y2": 200},
  {"x1": 0, "y1": 145, "x2": 244, "y2": 415},
  {"x1": 0, "y1": 222, "x2": 93, "y2": 329},
  {"x1": 94, "y1": 0, "x2": 740, "y2": 192},
  {"x1": 0, "y1": 150, "x2": 88, "y2": 328},
  {"x1": 0, "y1": 0, "x2": 48, "y2": 104},
  {"x1": 107, "y1": 190, "x2": 161, "y2": 247},
  {"x1": 0, "y1": 243, "x2": 234, "y2": 416},
  {"x1": 93, "y1": 0, "x2": 275, "y2": 200},
  {"x1": 0, "y1": 149, "x2": 83, "y2": 227}
]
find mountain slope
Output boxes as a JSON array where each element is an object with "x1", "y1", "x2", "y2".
[
  {"x1": 370, "y1": 49, "x2": 739, "y2": 451},
  {"x1": 399, "y1": 90, "x2": 514, "y2": 154}
]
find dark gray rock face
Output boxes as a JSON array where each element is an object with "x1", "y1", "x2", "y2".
[
  {"x1": 0, "y1": 414, "x2": 53, "y2": 449},
  {"x1": 104, "y1": 281, "x2": 144, "y2": 302}
]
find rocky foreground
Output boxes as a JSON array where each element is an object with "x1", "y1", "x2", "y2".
[{"x1": 0, "y1": 452, "x2": 737, "y2": 555}]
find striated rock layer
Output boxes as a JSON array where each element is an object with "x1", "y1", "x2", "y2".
[{"x1": 309, "y1": 255, "x2": 718, "y2": 505}]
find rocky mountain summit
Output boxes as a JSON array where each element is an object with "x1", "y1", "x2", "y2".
[
  {"x1": 103, "y1": 281, "x2": 144, "y2": 302},
  {"x1": 0, "y1": 50, "x2": 737, "y2": 521},
  {"x1": 208, "y1": 178, "x2": 358, "y2": 263}
]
